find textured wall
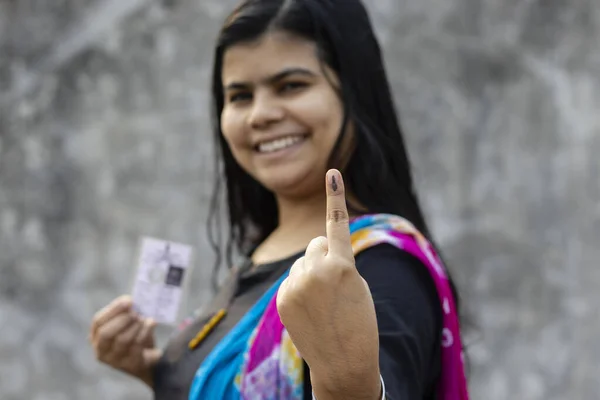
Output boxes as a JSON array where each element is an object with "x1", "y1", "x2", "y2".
[{"x1": 1, "y1": 1, "x2": 598, "y2": 399}]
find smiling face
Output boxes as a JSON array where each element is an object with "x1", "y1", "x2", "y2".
[{"x1": 220, "y1": 31, "x2": 345, "y2": 198}]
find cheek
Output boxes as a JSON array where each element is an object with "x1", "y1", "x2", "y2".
[
  {"x1": 310, "y1": 95, "x2": 344, "y2": 145},
  {"x1": 292, "y1": 88, "x2": 343, "y2": 135},
  {"x1": 220, "y1": 110, "x2": 254, "y2": 170},
  {"x1": 220, "y1": 109, "x2": 246, "y2": 149}
]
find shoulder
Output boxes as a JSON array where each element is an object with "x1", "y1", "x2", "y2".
[
  {"x1": 355, "y1": 242, "x2": 423, "y2": 268},
  {"x1": 354, "y1": 243, "x2": 442, "y2": 328},
  {"x1": 354, "y1": 243, "x2": 436, "y2": 292}
]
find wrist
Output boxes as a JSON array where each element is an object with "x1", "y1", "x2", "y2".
[
  {"x1": 133, "y1": 362, "x2": 157, "y2": 389},
  {"x1": 312, "y1": 376, "x2": 383, "y2": 400},
  {"x1": 137, "y1": 368, "x2": 155, "y2": 389},
  {"x1": 310, "y1": 368, "x2": 381, "y2": 400},
  {"x1": 135, "y1": 347, "x2": 162, "y2": 389}
]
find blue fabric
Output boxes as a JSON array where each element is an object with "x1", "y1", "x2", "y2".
[{"x1": 188, "y1": 269, "x2": 289, "y2": 400}]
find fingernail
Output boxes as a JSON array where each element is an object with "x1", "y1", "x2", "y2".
[{"x1": 328, "y1": 170, "x2": 341, "y2": 192}]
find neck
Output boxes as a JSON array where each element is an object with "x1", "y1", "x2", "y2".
[
  {"x1": 250, "y1": 190, "x2": 328, "y2": 265},
  {"x1": 250, "y1": 189, "x2": 363, "y2": 265},
  {"x1": 275, "y1": 191, "x2": 327, "y2": 237}
]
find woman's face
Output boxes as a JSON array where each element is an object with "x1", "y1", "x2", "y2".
[{"x1": 220, "y1": 31, "x2": 344, "y2": 198}]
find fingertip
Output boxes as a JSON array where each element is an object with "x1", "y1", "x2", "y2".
[
  {"x1": 326, "y1": 169, "x2": 344, "y2": 195},
  {"x1": 130, "y1": 311, "x2": 140, "y2": 321},
  {"x1": 115, "y1": 296, "x2": 132, "y2": 311}
]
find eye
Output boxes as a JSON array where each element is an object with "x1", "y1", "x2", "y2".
[
  {"x1": 279, "y1": 81, "x2": 307, "y2": 93},
  {"x1": 228, "y1": 91, "x2": 252, "y2": 103}
]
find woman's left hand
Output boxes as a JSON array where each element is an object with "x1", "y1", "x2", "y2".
[{"x1": 276, "y1": 169, "x2": 381, "y2": 400}]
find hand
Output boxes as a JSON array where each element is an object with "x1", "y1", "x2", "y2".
[
  {"x1": 89, "y1": 295, "x2": 162, "y2": 388},
  {"x1": 276, "y1": 169, "x2": 381, "y2": 400}
]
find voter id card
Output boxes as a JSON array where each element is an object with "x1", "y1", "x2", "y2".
[{"x1": 131, "y1": 237, "x2": 194, "y2": 325}]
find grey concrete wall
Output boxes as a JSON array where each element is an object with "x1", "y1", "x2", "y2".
[{"x1": 1, "y1": 1, "x2": 598, "y2": 399}]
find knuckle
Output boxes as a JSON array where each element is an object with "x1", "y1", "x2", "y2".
[
  {"x1": 327, "y1": 208, "x2": 348, "y2": 223},
  {"x1": 278, "y1": 290, "x2": 301, "y2": 311},
  {"x1": 134, "y1": 334, "x2": 146, "y2": 345},
  {"x1": 312, "y1": 235, "x2": 327, "y2": 243},
  {"x1": 339, "y1": 264, "x2": 356, "y2": 276},
  {"x1": 292, "y1": 256, "x2": 305, "y2": 266},
  {"x1": 327, "y1": 254, "x2": 352, "y2": 267},
  {"x1": 115, "y1": 335, "x2": 130, "y2": 347},
  {"x1": 322, "y1": 257, "x2": 355, "y2": 278},
  {"x1": 307, "y1": 237, "x2": 327, "y2": 252},
  {"x1": 288, "y1": 258, "x2": 303, "y2": 273},
  {"x1": 97, "y1": 330, "x2": 111, "y2": 343},
  {"x1": 276, "y1": 291, "x2": 293, "y2": 314},
  {"x1": 135, "y1": 330, "x2": 149, "y2": 345},
  {"x1": 276, "y1": 292, "x2": 288, "y2": 309}
]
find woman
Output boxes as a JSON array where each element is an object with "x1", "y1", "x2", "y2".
[{"x1": 89, "y1": 0, "x2": 469, "y2": 399}]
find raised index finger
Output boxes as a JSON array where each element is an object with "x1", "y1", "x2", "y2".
[{"x1": 325, "y1": 169, "x2": 353, "y2": 258}]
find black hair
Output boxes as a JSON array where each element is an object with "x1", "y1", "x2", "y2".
[{"x1": 207, "y1": 0, "x2": 463, "y2": 325}]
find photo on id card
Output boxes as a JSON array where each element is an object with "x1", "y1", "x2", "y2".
[{"x1": 130, "y1": 237, "x2": 194, "y2": 325}]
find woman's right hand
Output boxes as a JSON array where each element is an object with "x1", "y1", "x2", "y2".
[{"x1": 89, "y1": 295, "x2": 163, "y2": 388}]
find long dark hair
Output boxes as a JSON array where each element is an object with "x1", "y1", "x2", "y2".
[{"x1": 207, "y1": 0, "x2": 461, "y2": 314}]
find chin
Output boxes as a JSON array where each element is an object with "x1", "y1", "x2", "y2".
[{"x1": 255, "y1": 167, "x2": 320, "y2": 198}]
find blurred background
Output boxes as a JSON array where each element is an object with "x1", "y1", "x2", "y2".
[{"x1": 1, "y1": 0, "x2": 599, "y2": 399}]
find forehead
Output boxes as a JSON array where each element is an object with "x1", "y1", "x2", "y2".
[{"x1": 221, "y1": 32, "x2": 321, "y2": 83}]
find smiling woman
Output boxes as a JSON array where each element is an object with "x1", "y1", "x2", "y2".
[
  {"x1": 88, "y1": 1, "x2": 470, "y2": 400},
  {"x1": 220, "y1": 32, "x2": 344, "y2": 198}
]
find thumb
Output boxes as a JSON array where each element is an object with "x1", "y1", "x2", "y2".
[{"x1": 142, "y1": 348, "x2": 163, "y2": 367}]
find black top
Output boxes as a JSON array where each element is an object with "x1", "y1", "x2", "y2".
[{"x1": 153, "y1": 244, "x2": 442, "y2": 399}]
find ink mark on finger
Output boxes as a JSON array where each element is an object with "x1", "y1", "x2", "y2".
[
  {"x1": 328, "y1": 209, "x2": 348, "y2": 223},
  {"x1": 331, "y1": 175, "x2": 338, "y2": 192}
]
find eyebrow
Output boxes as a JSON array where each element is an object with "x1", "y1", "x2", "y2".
[{"x1": 224, "y1": 67, "x2": 317, "y2": 91}]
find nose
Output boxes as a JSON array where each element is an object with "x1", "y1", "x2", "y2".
[{"x1": 248, "y1": 91, "x2": 284, "y2": 130}]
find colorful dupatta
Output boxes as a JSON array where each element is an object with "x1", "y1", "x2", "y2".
[{"x1": 188, "y1": 213, "x2": 469, "y2": 400}]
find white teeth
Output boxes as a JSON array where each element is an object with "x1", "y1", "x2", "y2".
[{"x1": 257, "y1": 135, "x2": 304, "y2": 153}]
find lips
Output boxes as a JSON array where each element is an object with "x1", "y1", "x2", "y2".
[{"x1": 254, "y1": 134, "x2": 308, "y2": 153}]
